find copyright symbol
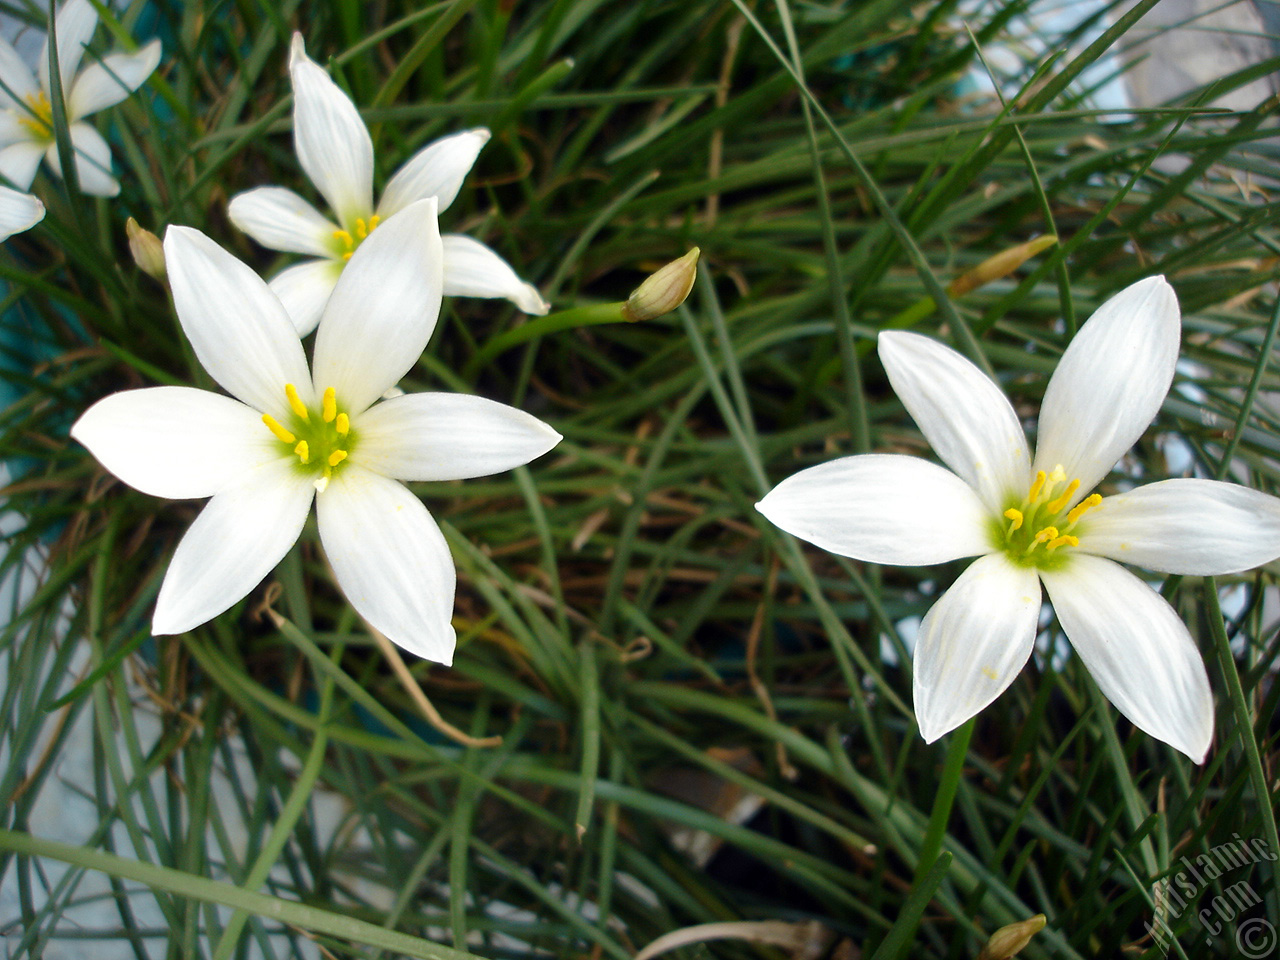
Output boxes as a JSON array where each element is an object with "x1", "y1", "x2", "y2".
[{"x1": 1237, "y1": 918, "x2": 1277, "y2": 958}]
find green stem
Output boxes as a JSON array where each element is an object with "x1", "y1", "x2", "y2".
[
  {"x1": 1204, "y1": 579, "x2": 1280, "y2": 926},
  {"x1": 463, "y1": 302, "x2": 624, "y2": 380},
  {"x1": 912, "y1": 718, "x2": 972, "y2": 886}
]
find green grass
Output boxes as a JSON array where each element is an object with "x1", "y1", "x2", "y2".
[{"x1": 0, "y1": 0, "x2": 1278, "y2": 957}]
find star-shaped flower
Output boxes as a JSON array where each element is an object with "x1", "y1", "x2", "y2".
[
  {"x1": 228, "y1": 33, "x2": 548, "y2": 337},
  {"x1": 757, "y1": 277, "x2": 1280, "y2": 761},
  {"x1": 71, "y1": 198, "x2": 561, "y2": 662},
  {"x1": 0, "y1": 0, "x2": 160, "y2": 197}
]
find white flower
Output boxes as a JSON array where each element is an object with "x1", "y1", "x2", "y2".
[
  {"x1": 0, "y1": 0, "x2": 160, "y2": 197},
  {"x1": 228, "y1": 33, "x2": 548, "y2": 337},
  {"x1": 70, "y1": 198, "x2": 561, "y2": 663},
  {"x1": 0, "y1": 185, "x2": 43, "y2": 239},
  {"x1": 757, "y1": 277, "x2": 1280, "y2": 761}
]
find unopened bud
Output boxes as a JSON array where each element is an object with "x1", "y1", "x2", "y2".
[
  {"x1": 977, "y1": 914, "x2": 1046, "y2": 960},
  {"x1": 947, "y1": 235, "x2": 1056, "y2": 297},
  {"x1": 621, "y1": 247, "x2": 699, "y2": 322},
  {"x1": 126, "y1": 218, "x2": 166, "y2": 280}
]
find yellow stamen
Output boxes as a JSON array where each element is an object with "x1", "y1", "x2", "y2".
[
  {"x1": 328, "y1": 449, "x2": 348, "y2": 467},
  {"x1": 333, "y1": 229, "x2": 354, "y2": 250},
  {"x1": 262, "y1": 414, "x2": 296, "y2": 444},
  {"x1": 342, "y1": 251, "x2": 353, "y2": 261},
  {"x1": 322, "y1": 387, "x2": 337, "y2": 423},
  {"x1": 17, "y1": 91, "x2": 52, "y2": 136},
  {"x1": 1046, "y1": 478, "x2": 1080, "y2": 514},
  {"x1": 294, "y1": 440, "x2": 310, "y2": 464},
  {"x1": 1066, "y1": 493, "x2": 1102, "y2": 526},
  {"x1": 1046, "y1": 534, "x2": 1079, "y2": 551},
  {"x1": 1034, "y1": 526, "x2": 1059, "y2": 544},
  {"x1": 368, "y1": 214, "x2": 381, "y2": 231},
  {"x1": 1028, "y1": 470, "x2": 1047, "y2": 501},
  {"x1": 285, "y1": 383, "x2": 310, "y2": 422},
  {"x1": 355, "y1": 217, "x2": 368, "y2": 240},
  {"x1": 335, "y1": 412, "x2": 349, "y2": 436},
  {"x1": 1004, "y1": 508, "x2": 1023, "y2": 532}
]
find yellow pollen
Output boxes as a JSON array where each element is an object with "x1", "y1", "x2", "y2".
[
  {"x1": 1046, "y1": 478, "x2": 1080, "y2": 514},
  {"x1": 1004, "y1": 508, "x2": 1023, "y2": 531},
  {"x1": 17, "y1": 91, "x2": 52, "y2": 136},
  {"x1": 322, "y1": 387, "x2": 337, "y2": 423},
  {"x1": 1046, "y1": 534, "x2": 1079, "y2": 551},
  {"x1": 262, "y1": 414, "x2": 295, "y2": 444},
  {"x1": 333, "y1": 229, "x2": 354, "y2": 250},
  {"x1": 285, "y1": 383, "x2": 310, "y2": 421},
  {"x1": 328, "y1": 449, "x2": 348, "y2": 467},
  {"x1": 342, "y1": 251, "x2": 353, "y2": 261},
  {"x1": 335, "y1": 412, "x2": 349, "y2": 436},
  {"x1": 294, "y1": 440, "x2": 310, "y2": 464},
  {"x1": 1028, "y1": 470, "x2": 1047, "y2": 501},
  {"x1": 1034, "y1": 526, "x2": 1059, "y2": 544},
  {"x1": 1066, "y1": 493, "x2": 1102, "y2": 526}
]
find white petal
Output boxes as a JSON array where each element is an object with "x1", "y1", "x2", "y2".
[
  {"x1": 442, "y1": 234, "x2": 548, "y2": 315},
  {"x1": 71, "y1": 387, "x2": 278, "y2": 499},
  {"x1": 316, "y1": 464, "x2": 456, "y2": 664},
  {"x1": 879, "y1": 331, "x2": 1031, "y2": 513},
  {"x1": 268, "y1": 258, "x2": 342, "y2": 337},
  {"x1": 1034, "y1": 277, "x2": 1180, "y2": 499},
  {"x1": 1080, "y1": 478, "x2": 1280, "y2": 575},
  {"x1": 356, "y1": 393, "x2": 561, "y2": 481},
  {"x1": 45, "y1": 122, "x2": 117, "y2": 196},
  {"x1": 163, "y1": 226, "x2": 314, "y2": 420},
  {"x1": 67, "y1": 39, "x2": 161, "y2": 120},
  {"x1": 40, "y1": 0, "x2": 97, "y2": 99},
  {"x1": 0, "y1": 141, "x2": 47, "y2": 191},
  {"x1": 1040, "y1": 554, "x2": 1213, "y2": 762},
  {"x1": 913, "y1": 553, "x2": 1040, "y2": 742},
  {"x1": 756, "y1": 453, "x2": 993, "y2": 565},
  {"x1": 0, "y1": 185, "x2": 42, "y2": 239},
  {"x1": 310, "y1": 198, "x2": 442, "y2": 414},
  {"x1": 228, "y1": 186, "x2": 340, "y2": 258},
  {"x1": 288, "y1": 32, "x2": 372, "y2": 229},
  {"x1": 152, "y1": 458, "x2": 315, "y2": 635},
  {"x1": 376, "y1": 128, "x2": 489, "y2": 218},
  {"x1": 0, "y1": 38, "x2": 38, "y2": 109}
]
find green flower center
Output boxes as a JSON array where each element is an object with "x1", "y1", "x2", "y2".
[
  {"x1": 330, "y1": 215, "x2": 381, "y2": 262},
  {"x1": 17, "y1": 91, "x2": 53, "y2": 139},
  {"x1": 994, "y1": 464, "x2": 1101, "y2": 570},
  {"x1": 262, "y1": 384, "x2": 357, "y2": 491}
]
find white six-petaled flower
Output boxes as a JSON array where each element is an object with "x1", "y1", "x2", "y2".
[
  {"x1": 71, "y1": 198, "x2": 561, "y2": 663},
  {"x1": 228, "y1": 33, "x2": 548, "y2": 337},
  {"x1": 0, "y1": 0, "x2": 160, "y2": 197},
  {"x1": 757, "y1": 277, "x2": 1280, "y2": 761}
]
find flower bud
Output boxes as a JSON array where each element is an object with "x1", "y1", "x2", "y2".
[
  {"x1": 126, "y1": 217, "x2": 166, "y2": 280},
  {"x1": 977, "y1": 914, "x2": 1046, "y2": 960},
  {"x1": 947, "y1": 235, "x2": 1056, "y2": 297},
  {"x1": 621, "y1": 247, "x2": 700, "y2": 322}
]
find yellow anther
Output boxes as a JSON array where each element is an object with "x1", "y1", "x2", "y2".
[
  {"x1": 17, "y1": 91, "x2": 52, "y2": 136},
  {"x1": 262, "y1": 414, "x2": 296, "y2": 444},
  {"x1": 1046, "y1": 534, "x2": 1079, "y2": 551},
  {"x1": 1046, "y1": 478, "x2": 1080, "y2": 514},
  {"x1": 342, "y1": 251, "x2": 353, "y2": 261},
  {"x1": 285, "y1": 383, "x2": 310, "y2": 421},
  {"x1": 328, "y1": 449, "x2": 348, "y2": 467},
  {"x1": 322, "y1": 387, "x2": 337, "y2": 423},
  {"x1": 335, "y1": 412, "x2": 350, "y2": 436},
  {"x1": 1066, "y1": 493, "x2": 1103, "y2": 526},
  {"x1": 294, "y1": 440, "x2": 310, "y2": 464},
  {"x1": 368, "y1": 214, "x2": 381, "y2": 231},
  {"x1": 355, "y1": 218, "x2": 368, "y2": 239},
  {"x1": 332, "y1": 229, "x2": 354, "y2": 250},
  {"x1": 1028, "y1": 470, "x2": 1047, "y2": 501},
  {"x1": 1034, "y1": 526, "x2": 1059, "y2": 544},
  {"x1": 1004, "y1": 508, "x2": 1024, "y2": 531}
]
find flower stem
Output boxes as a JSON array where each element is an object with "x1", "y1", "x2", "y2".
[
  {"x1": 912, "y1": 717, "x2": 973, "y2": 888},
  {"x1": 1203, "y1": 578, "x2": 1280, "y2": 927}
]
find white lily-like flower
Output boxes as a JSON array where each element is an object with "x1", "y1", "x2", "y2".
[
  {"x1": 757, "y1": 276, "x2": 1280, "y2": 761},
  {"x1": 0, "y1": 185, "x2": 43, "y2": 239},
  {"x1": 0, "y1": 0, "x2": 160, "y2": 197},
  {"x1": 70, "y1": 198, "x2": 561, "y2": 663},
  {"x1": 228, "y1": 33, "x2": 548, "y2": 337}
]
